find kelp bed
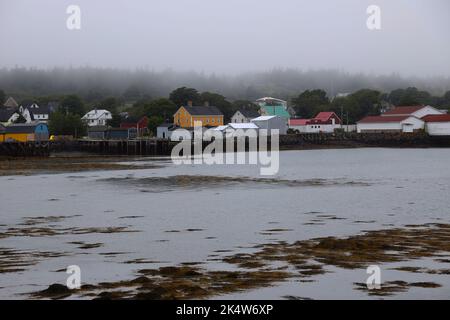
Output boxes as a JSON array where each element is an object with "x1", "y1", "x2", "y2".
[
  {"x1": 0, "y1": 156, "x2": 160, "y2": 176},
  {"x1": 27, "y1": 223, "x2": 450, "y2": 299}
]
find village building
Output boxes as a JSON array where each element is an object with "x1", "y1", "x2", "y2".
[
  {"x1": 0, "y1": 123, "x2": 49, "y2": 143},
  {"x1": 255, "y1": 97, "x2": 291, "y2": 120},
  {"x1": 87, "y1": 126, "x2": 109, "y2": 140},
  {"x1": 288, "y1": 119, "x2": 309, "y2": 133},
  {"x1": 289, "y1": 112, "x2": 342, "y2": 133},
  {"x1": 156, "y1": 123, "x2": 178, "y2": 139},
  {"x1": 305, "y1": 112, "x2": 342, "y2": 133},
  {"x1": 0, "y1": 108, "x2": 21, "y2": 125},
  {"x1": 82, "y1": 109, "x2": 113, "y2": 127},
  {"x1": 231, "y1": 109, "x2": 260, "y2": 123},
  {"x1": 173, "y1": 102, "x2": 224, "y2": 128},
  {"x1": 357, "y1": 105, "x2": 444, "y2": 133},
  {"x1": 17, "y1": 105, "x2": 35, "y2": 123},
  {"x1": 212, "y1": 123, "x2": 260, "y2": 138},
  {"x1": 87, "y1": 126, "x2": 137, "y2": 140},
  {"x1": 422, "y1": 114, "x2": 450, "y2": 136},
  {"x1": 20, "y1": 101, "x2": 57, "y2": 122},
  {"x1": 120, "y1": 115, "x2": 149, "y2": 136},
  {"x1": 2, "y1": 97, "x2": 19, "y2": 108},
  {"x1": 357, "y1": 116, "x2": 425, "y2": 133},
  {"x1": 251, "y1": 115, "x2": 287, "y2": 135}
]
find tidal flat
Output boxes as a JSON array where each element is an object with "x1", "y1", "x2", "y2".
[{"x1": 1, "y1": 148, "x2": 450, "y2": 299}]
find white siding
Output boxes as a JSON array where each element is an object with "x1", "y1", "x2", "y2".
[
  {"x1": 426, "y1": 122, "x2": 450, "y2": 136},
  {"x1": 357, "y1": 117, "x2": 424, "y2": 133}
]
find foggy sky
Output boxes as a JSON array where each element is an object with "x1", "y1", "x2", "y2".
[{"x1": 1, "y1": 0, "x2": 449, "y2": 77}]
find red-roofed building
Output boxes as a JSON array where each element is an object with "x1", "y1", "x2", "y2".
[
  {"x1": 289, "y1": 112, "x2": 342, "y2": 133},
  {"x1": 357, "y1": 105, "x2": 445, "y2": 134},
  {"x1": 422, "y1": 114, "x2": 450, "y2": 136},
  {"x1": 357, "y1": 115, "x2": 424, "y2": 133},
  {"x1": 120, "y1": 116, "x2": 149, "y2": 136},
  {"x1": 382, "y1": 105, "x2": 443, "y2": 118}
]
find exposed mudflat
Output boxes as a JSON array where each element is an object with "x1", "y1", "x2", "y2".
[
  {"x1": 1, "y1": 148, "x2": 450, "y2": 299},
  {"x1": 0, "y1": 155, "x2": 162, "y2": 176}
]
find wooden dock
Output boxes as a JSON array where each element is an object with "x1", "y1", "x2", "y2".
[{"x1": 73, "y1": 139, "x2": 173, "y2": 156}]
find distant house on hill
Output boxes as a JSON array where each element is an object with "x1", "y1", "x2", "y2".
[
  {"x1": 3, "y1": 97, "x2": 19, "y2": 108},
  {"x1": 231, "y1": 109, "x2": 260, "y2": 123},
  {"x1": 82, "y1": 109, "x2": 113, "y2": 127},
  {"x1": 173, "y1": 102, "x2": 224, "y2": 128}
]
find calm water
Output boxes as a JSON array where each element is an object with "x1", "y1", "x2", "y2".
[{"x1": 1, "y1": 148, "x2": 450, "y2": 299}]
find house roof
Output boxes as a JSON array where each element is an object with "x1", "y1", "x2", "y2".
[
  {"x1": 237, "y1": 109, "x2": 260, "y2": 119},
  {"x1": 121, "y1": 116, "x2": 147, "y2": 124},
  {"x1": 213, "y1": 125, "x2": 229, "y2": 131},
  {"x1": 314, "y1": 112, "x2": 337, "y2": 121},
  {"x1": 422, "y1": 114, "x2": 450, "y2": 123},
  {"x1": 21, "y1": 101, "x2": 52, "y2": 115},
  {"x1": 4, "y1": 123, "x2": 45, "y2": 134},
  {"x1": 82, "y1": 109, "x2": 112, "y2": 120},
  {"x1": 182, "y1": 105, "x2": 223, "y2": 116},
  {"x1": 260, "y1": 105, "x2": 290, "y2": 118},
  {"x1": 358, "y1": 115, "x2": 411, "y2": 123},
  {"x1": 252, "y1": 115, "x2": 277, "y2": 121},
  {"x1": 382, "y1": 106, "x2": 424, "y2": 116},
  {"x1": 0, "y1": 109, "x2": 18, "y2": 122},
  {"x1": 228, "y1": 123, "x2": 259, "y2": 130},
  {"x1": 3, "y1": 97, "x2": 19, "y2": 108},
  {"x1": 289, "y1": 118, "x2": 310, "y2": 126}
]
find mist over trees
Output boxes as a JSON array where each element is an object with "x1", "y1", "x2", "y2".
[{"x1": 1, "y1": 67, "x2": 450, "y2": 104}]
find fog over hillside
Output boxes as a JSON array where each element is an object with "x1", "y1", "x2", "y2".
[{"x1": 0, "y1": 68, "x2": 449, "y2": 101}]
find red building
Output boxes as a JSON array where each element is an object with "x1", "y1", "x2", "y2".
[{"x1": 120, "y1": 116, "x2": 149, "y2": 136}]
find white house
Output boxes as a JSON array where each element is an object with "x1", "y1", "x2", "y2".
[
  {"x1": 82, "y1": 109, "x2": 113, "y2": 127},
  {"x1": 251, "y1": 115, "x2": 287, "y2": 135},
  {"x1": 357, "y1": 116, "x2": 425, "y2": 133},
  {"x1": 289, "y1": 112, "x2": 342, "y2": 133},
  {"x1": 423, "y1": 114, "x2": 450, "y2": 136},
  {"x1": 20, "y1": 101, "x2": 57, "y2": 122},
  {"x1": 231, "y1": 109, "x2": 260, "y2": 123},
  {"x1": 357, "y1": 105, "x2": 444, "y2": 133}
]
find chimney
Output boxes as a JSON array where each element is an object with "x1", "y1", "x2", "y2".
[
  {"x1": 204, "y1": 101, "x2": 209, "y2": 107},
  {"x1": 187, "y1": 101, "x2": 193, "y2": 107}
]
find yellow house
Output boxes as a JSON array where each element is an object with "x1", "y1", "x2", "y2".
[{"x1": 174, "y1": 104, "x2": 224, "y2": 128}]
